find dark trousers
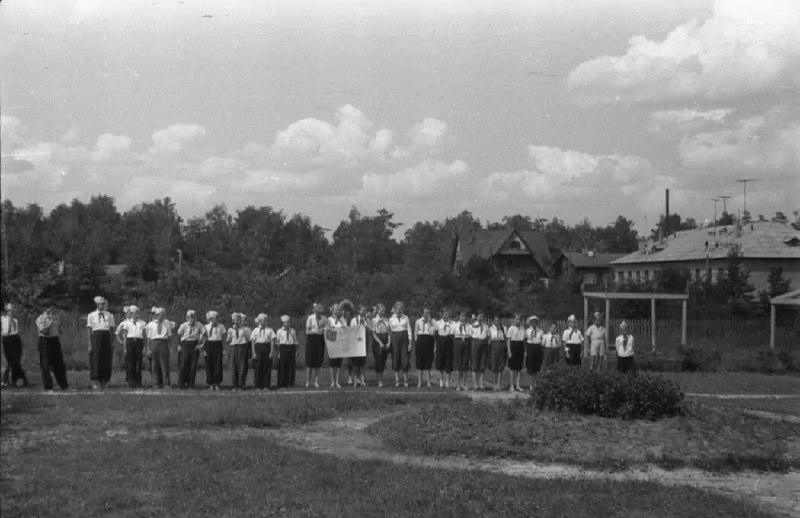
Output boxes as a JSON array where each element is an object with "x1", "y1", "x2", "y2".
[
  {"x1": 253, "y1": 343, "x2": 272, "y2": 389},
  {"x1": 390, "y1": 331, "x2": 410, "y2": 372},
  {"x1": 372, "y1": 333, "x2": 389, "y2": 373},
  {"x1": 150, "y1": 339, "x2": 171, "y2": 388},
  {"x1": 470, "y1": 339, "x2": 488, "y2": 372},
  {"x1": 90, "y1": 330, "x2": 113, "y2": 382},
  {"x1": 124, "y1": 338, "x2": 144, "y2": 388},
  {"x1": 204, "y1": 340, "x2": 223, "y2": 385},
  {"x1": 38, "y1": 337, "x2": 68, "y2": 390},
  {"x1": 231, "y1": 344, "x2": 250, "y2": 389},
  {"x1": 618, "y1": 356, "x2": 636, "y2": 373},
  {"x1": 178, "y1": 340, "x2": 200, "y2": 388},
  {"x1": 277, "y1": 344, "x2": 297, "y2": 388},
  {"x1": 453, "y1": 338, "x2": 471, "y2": 372},
  {"x1": 525, "y1": 343, "x2": 544, "y2": 375},
  {"x1": 434, "y1": 336, "x2": 454, "y2": 373},
  {"x1": 2, "y1": 335, "x2": 27, "y2": 385},
  {"x1": 565, "y1": 343, "x2": 582, "y2": 366},
  {"x1": 415, "y1": 335, "x2": 435, "y2": 371}
]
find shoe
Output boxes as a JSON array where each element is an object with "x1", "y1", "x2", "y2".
[
  {"x1": 314, "y1": 381, "x2": 320, "y2": 388},
  {"x1": 378, "y1": 381, "x2": 383, "y2": 388},
  {"x1": 348, "y1": 376, "x2": 353, "y2": 385},
  {"x1": 403, "y1": 381, "x2": 409, "y2": 388},
  {"x1": 305, "y1": 381, "x2": 310, "y2": 388},
  {"x1": 335, "y1": 382, "x2": 342, "y2": 388}
]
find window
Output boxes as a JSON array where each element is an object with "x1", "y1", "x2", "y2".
[
  {"x1": 627, "y1": 271, "x2": 632, "y2": 280},
  {"x1": 695, "y1": 268, "x2": 700, "y2": 280},
  {"x1": 644, "y1": 270, "x2": 649, "y2": 280},
  {"x1": 635, "y1": 271, "x2": 641, "y2": 281},
  {"x1": 717, "y1": 268, "x2": 724, "y2": 282},
  {"x1": 583, "y1": 273, "x2": 597, "y2": 285},
  {"x1": 617, "y1": 271, "x2": 624, "y2": 282},
  {"x1": 508, "y1": 241, "x2": 521, "y2": 250}
]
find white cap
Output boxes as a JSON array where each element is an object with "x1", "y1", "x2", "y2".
[
  {"x1": 129, "y1": 305, "x2": 140, "y2": 313},
  {"x1": 567, "y1": 314, "x2": 577, "y2": 321},
  {"x1": 151, "y1": 306, "x2": 159, "y2": 314},
  {"x1": 206, "y1": 310, "x2": 218, "y2": 320},
  {"x1": 93, "y1": 296, "x2": 105, "y2": 304},
  {"x1": 280, "y1": 315, "x2": 290, "y2": 323},
  {"x1": 155, "y1": 307, "x2": 166, "y2": 316},
  {"x1": 526, "y1": 315, "x2": 539, "y2": 324},
  {"x1": 186, "y1": 310, "x2": 197, "y2": 318}
]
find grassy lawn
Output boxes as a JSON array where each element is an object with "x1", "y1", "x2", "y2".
[
  {"x1": 689, "y1": 396, "x2": 800, "y2": 417},
  {"x1": 370, "y1": 399, "x2": 800, "y2": 473},
  {"x1": 658, "y1": 372, "x2": 800, "y2": 395},
  {"x1": 0, "y1": 394, "x2": 777, "y2": 518}
]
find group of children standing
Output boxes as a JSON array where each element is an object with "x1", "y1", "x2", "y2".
[{"x1": 1, "y1": 298, "x2": 635, "y2": 392}]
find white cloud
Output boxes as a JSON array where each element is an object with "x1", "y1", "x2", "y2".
[
  {"x1": 149, "y1": 123, "x2": 207, "y2": 155},
  {"x1": 648, "y1": 108, "x2": 734, "y2": 133},
  {"x1": 360, "y1": 159, "x2": 469, "y2": 201},
  {"x1": 407, "y1": 118, "x2": 450, "y2": 149},
  {"x1": 567, "y1": 0, "x2": 800, "y2": 103},
  {"x1": 61, "y1": 125, "x2": 80, "y2": 144},
  {"x1": 1, "y1": 115, "x2": 23, "y2": 148},
  {"x1": 90, "y1": 133, "x2": 132, "y2": 162}
]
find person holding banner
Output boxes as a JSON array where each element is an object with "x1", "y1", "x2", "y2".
[
  {"x1": 251, "y1": 314, "x2": 276, "y2": 390},
  {"x1": 350, "y1": 305, "x2": 370, "y2": 387},
  {"x1": 327, "y1": 303, "x2": 345, "y2": 389},
  {"x1": 227, "y1": 313, "x2": 251, "y2": 391},
  {"x1": 371, "y1": 303, "x2": 391, "y2": 387},
  {"x1": 389, "y1": 301, "x2": 412, "y2": 388},
  {"x1": 506, "y1": 314, "x2": 525, "y2": 392},
  {"x1": 116, "y1": 305, "x2": 147, "y2": 389},
  {"x1": 452, "y1": 311, "x2": 471, "y2": 391},
  {"x1": 414, "y1": 307, "x2": 435, "y2": 388},
  {"x1": 276, "y1": 315, "x2": 299, "y2": 388},
  {"x1": 469, "y1": 312, "x2": 489, "y2": 390},
  {"x1": 204, "y1": 311, "x2": 226, "y2": 391},
  {"x1": 434, "y1": 309, "x2": 454, "y2": 389},
  {"x1": 304, "y1": 303, "x2": 326, "y2": 388},
  {"x1": 87, "y1": 296, "x2": 115, "y2": 390}
]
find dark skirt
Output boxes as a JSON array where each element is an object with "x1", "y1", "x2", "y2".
[
  {"x1": 525, "y1": 342, "x2": 544, "y2": 375},
  {"x1": 415, "y1": 335, "x2": 435, "y2": 370},
  {"x1": 490, "y1": 341, "x2": 507, "y2": 373},
  {"x1": 565, "y1": 343, "x2": 582, "y2": 366},
  {"x1": 204, "y1": 340, "x2": 224, "y2": 385},
  {"x1": 508, "y1": 340, "x2": 525, "y2": 371},
  {"x1": 470, "y1": 339, "x2": 488, "y2": 372},
  {"x1": 90, "y1": 330, "x2": 113, "y2": 382},
  {"x1": 434, "y1": 335, "x2": 454, "y2": 373},
  {"x1": 305, "y1": 334, "x2": 325, "y2": 368},
  {"x1": 277, "y1": 344, "x2": 297, "y2": 387},
  {"x1": 453, "y1": 338, "x2": 470, "y2": 372},
  {"x1": 390, "y1": 331, "x2": 410, "y2": 372},
  {"x1": 372, "y1": 333, "x2": 389, "y2": 373}
]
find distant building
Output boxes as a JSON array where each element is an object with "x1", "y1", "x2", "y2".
[
  {"x1": 451, "y1": 229, "x2": 556, "y2": 281},
  {"x1": 611, "y1": 221, "x2": 800, "y2": 291},
  {"x1": 556, "y1": 251, "x2": 627, "y2": 287}
]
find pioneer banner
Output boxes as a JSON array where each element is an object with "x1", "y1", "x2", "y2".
[{"x1": 324, "y1": 325, "x2": 367, "y2": 359}]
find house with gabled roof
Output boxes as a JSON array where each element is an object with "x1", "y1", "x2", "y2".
[
  {"x1": 610, "y1": 221, "x2": 800, "y2": 291},
  {"x1": 556, "y1": 251, "x2": 627, "y2": 287},
  {"x1": 451, "y1": 229, "x2": 556, "y2": 280}
]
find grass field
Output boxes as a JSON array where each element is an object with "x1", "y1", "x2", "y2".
[{"x1": 0, "y1": 391, "x2": 782, "y2": 518}]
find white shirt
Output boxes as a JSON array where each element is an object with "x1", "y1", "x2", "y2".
[
  {"x1": 147, "y1": 319, "x2": 172, "y2": 340},
  {"x1": 1, "y1": 315, "x2": 19, "y2": 336},
  {"x1": 372, "y1": 316, "x2": 390, "y2": 335},
  {"x1": 389, "y1": 314, "x2": 412, "y2": 334},
  {"x1": 227, "y1": 326, "x2": 251, "y2": 345},
  {"x1": 328, "y1": 316, "x2": 347, "y2": 328},
  {"x1": 453, "y1": 321, "x2": 471, "y2": 339},
  {"x1": 415, "y1": 318, "x2": 434, "y2": 337},
  {"x1": 616, "y1": 334, "x2": 634, "y2": 357},
  {"x1": 36, "y1": 313, "x2": 60, "y2": 337},
  {"x1": 276, "y1": 327, "x2": 298, "y2": 345},
  {"x1": 489, "y1": 324, "x2": 506, "y2": 342},
  {"x1": 251, "y1": 326, "x2": 275, "y2": 344},
  {"x1": 542, "y1": 332, "x2": 560, "y2": 348},
  {"x1": 469, "y1": 323, "x2": 488, "y2": 340},
  {"x1": 562, "y1": 327, "x2": 584, "y2": 345},
  {"x1": 350, "y1": 315, "x2": 370, "y2": 328},
  {"x1": 435, "y1": 319, "x2": 453, "y2": 337},
  {"x1": 205, "y1": 322, "x2": 227, "y2": 341},
  {"x1": 177, "y1": 321, "x2": 206, "y2": 342},
  {"x1": 117, "y1": 319, "x2": 147, "y2": 339},
  {"x1": 586, "y1": 324, "x2": 605, "y2": 344},
  {"x1": 306, "y1": 314, "x2": 327, "y2": 335},
  {"x1": 526, "y1": 327, "x2": 543, "y2": 344},
  {"x1": 87, "y1": 310, "x2": 115, "y2": 331},
  {"x1": 507, "y1": 325, "x2": 525, "y2": 342}
]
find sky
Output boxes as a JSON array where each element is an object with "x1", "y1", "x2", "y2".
[{"x1": 1, "y1": 0, "x2": 799, "y2": 236}]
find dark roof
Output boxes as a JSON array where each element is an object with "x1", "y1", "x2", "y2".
[
  {"x1": 564, "y1": 252, "x2": 627, "y2": 269},
  {"x1": 456, "y1": 229, "x2": 554, "y2": 271}
]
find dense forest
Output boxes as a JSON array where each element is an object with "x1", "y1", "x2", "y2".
[{"x1": 0, "y1": 196, "x2": 789, "y2": 319}]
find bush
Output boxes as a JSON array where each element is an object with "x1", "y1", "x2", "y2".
[
  {"x1": 529, "y1": 365, "x2": 685, "y2": 420},
  {"x1": 677, "y1": 345, "x2": 721, "y2": 372},
  {"x1": 731, "y1": 348, "x2": 796, "y2": 374}
]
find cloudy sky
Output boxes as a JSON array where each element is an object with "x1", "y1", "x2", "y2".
[{"x1": 2, "y1": 0, "x2": 798, "y2": 234}]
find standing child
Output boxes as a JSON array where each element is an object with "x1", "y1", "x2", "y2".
[
  {"x1": 36, "y1": 307, "x2": 69, "y2": 391},
  {"x1": 525, "y1": 316, "x2": 544, "y2": 389},
  {"x1": 227, "y1": 313, "x2": 251, "y2": 391},
  {"x1": 542, "y1": 323, "x2": 561, "y2": 370},
  {"x1": 585, "y1": 311, "x2": 607, "y2": 370},
  {"x1": 434, "y1": 310, "x2": 454, "y2": 388},
  {"x1": 350, "y1": 306, "x2": 370, "y2": 387},
  {"x1": 87, "y1": 296, "x2": 115, "y2": 390},
  {"x1": 204, "y1": 311, "x2": 226, "y2": 391},
  {"x1": 146, "y1": 308, "x2": 172, "y2": 389},
  {"x1": 414, "y1": 308, "x2": 435, "y2": 388},
  {"x1": 389, "y1": 301, "x2": 412, "y2": 388},
  {"x1": 452, "y1": 311, "x2": 471, "y2": 391},
  {"x1": 469, "y1": 313, "x2": 489, "y2": 390},
  {"x1": 117, "y1": 305, "x2": 147, "y2": 389},
  {"x1": 1, "y1": 303, "x2": 29, "y2": 388},
  {"x1": 506, "y1": 314, "x2": 525, "y2": 391},
  {"x1": 276, "y1": 315, "x2": 299, "y2": 388},
  {"x1": 371, "y1": 304, "x2": 391, "y2": 387},
  {"x1": 615, "y1": 321, "x2": 636, "y2": 373},
  {"x1": 488, "y1": 316, "x2": 507, "y2": 391},
  {"x1": 177, "y1": 310, "x2": 206, "y2": 389},
  {"x1": 304, "y1": 303, "x2": 326, "y2": 388},
  {"x1": 327, "y1": 303, "x2": 345, "y2": 389},
  {"x1": 250, "y1": 314, "x2": 275, "y2": 390},
  {"x1": 562, "y1": 315, "x2": 584, "y2": 367}
]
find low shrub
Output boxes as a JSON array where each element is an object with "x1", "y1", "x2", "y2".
[
  {"x1": 530, "y1": 365, "x2": 685, "y2": 420},
  {"x1": 677, "y1": 345, "x2": 722, "y2": 372},
  {"x1": 731, "y1": 348, "x2": 797, "y2": 374}
]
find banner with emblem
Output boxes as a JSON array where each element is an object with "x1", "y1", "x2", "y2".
[{"x1": 324, "y1": 325, "x2": 367, "y2": 359}]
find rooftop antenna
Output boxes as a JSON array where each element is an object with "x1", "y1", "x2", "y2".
[{"x1": 719, "y1": 195, "x2": 731, "y2": 217}]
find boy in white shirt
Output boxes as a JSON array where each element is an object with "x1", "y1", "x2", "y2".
[
  {"x1": 585, "y1": 311, "x2": 607, "y2": 371},
  {"x1": 562, "y1": 315, "x2": 584, "y2": 367},
  {"x1": 251, "y1": 313, "x2": 275, "y2": 390},
  {"x1": 615, "y1": 321, "x2": 636, "y2": 373}
]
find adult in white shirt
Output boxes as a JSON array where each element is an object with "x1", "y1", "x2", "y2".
[
  {"x1": 389, "y1": 301, "x2": 413, "y2": 388},
  {"x1": 525, "y1": 316, "x2": 544, "y2": 388},
  {"x1": 36, "y1": 307, "x2": 69, "y2": 391},
  {"x1": 327, "y1": 303, "x2": 345, "y2": 389},
  {"x1": 350, "y1": 305, "x2": 371, "y2": 388},
  {"x1": 304, "y1": 303, "x2": 326, "y2": 388},
  {"x1": 204, "y1": 311, "x2": 226, "y2": 391},
  {"x1": 433, "y1": 310, "x2": 454, "y2": 388},
  {"x1": 116, "y1": 305, "x2": 147, "y2": 389},
  {"x1": 227, "y1": 312, "x2": 251, "y2": 391},
  {"x1": 469, "y1": 313, "x2": 489, "y2": 390},
  {"x1": 506, "y1": 314, "x2": 526, "y2": 392},
  {"x1": 177, "y1": 310, "x2": 206, "y2": 389},
  {"x1": 488, "y1": 316, "x2": 507, "y2": 391},
  {"x1": 562, "y1": 315, "x2": 584, "y2": 367},
  {"x1": 1, "y1": 303, "x2": 28, "y2": 387},
  {"x1": 452, "y1": 311, "x2": 471, "y2": 391},
  {"x1": 615, "y1": 321, "x2": 636, "y2": 373},
  {"x1": 585, "y1": 311, "x2": 607, "y2": 371},
  {"x1": 87, "y1": 295, "x2": 116, "y2": 389},
  {"x1": 146, "y1": 307, "x2": 173, "y2": 389},
  {"x1": 276, "y1": 315, "x2": 299, "y2": 388},
  {"x1": 371, "y1": 303, "x2": 391, "y2": 387},
  {"x1": 414, "y1": 308, "x2": 435, "y2": 388},
  {"x1": 251, "y1": 313, "x2": 275, "y2": 390}
]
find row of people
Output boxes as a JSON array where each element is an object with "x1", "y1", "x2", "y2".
[{"x1": 2, "y1": 298, "x2": 635, "y2": 392}]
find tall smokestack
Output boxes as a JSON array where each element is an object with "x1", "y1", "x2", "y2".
[{"x1": 665, "y1": 189, "x2": 670, "y2": 237}]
